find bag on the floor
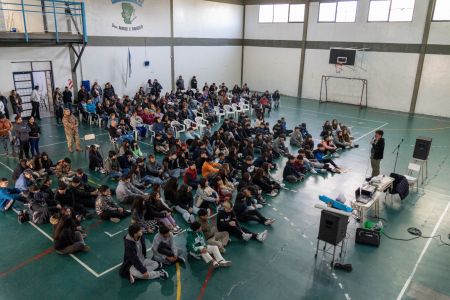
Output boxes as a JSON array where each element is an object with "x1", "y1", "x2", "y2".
[{"x1": 17, "y1": 210, "x2": 29, "y2": 224}]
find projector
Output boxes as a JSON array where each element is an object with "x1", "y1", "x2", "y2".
[{"x1": 361, "y1": 185, "x2": 376, "y2": 197}]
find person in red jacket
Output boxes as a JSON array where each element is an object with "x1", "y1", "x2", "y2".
[{"x1": 183, "y1": 161, "x2": 199, "y2": 189}]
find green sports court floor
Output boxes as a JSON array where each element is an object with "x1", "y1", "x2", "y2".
[{"x1": 1, "y1": 97, "x2": 449, "y2": 300}]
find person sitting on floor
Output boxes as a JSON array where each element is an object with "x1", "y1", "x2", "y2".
[
  {"x1": 15, "y1": 169, "x2": 35, "y2": 193},
  {"x1": 69, "y1": 177, "x2": 98, "y2": 209},
  {"x1": 186, "y1": 221, "x2": 232, "y2": 268},
  {"x1": 104, "y1": 150, "x2": 122, "y2": 179},
  {"x1": 217, "y1": 201, "x2": 268, "y2": 242},
  {"x1": 151, "y1": 225, "x2": 187, "y2": 265},
  {"x1": 54, "y1": 182, "x2": 89, "y2": 218},
  {"x1": 0, "y1": 178, "x2": 23, "y2": 211},
  {"x1": 145, "y1": 154, "x2": 168, "y2": 185},
  {"x1": 116, "y1": 175, "x2": 146, "y2": 204},
  {"x1": 283, "y1": 155, "x2": 305, "y2": 183},
  {"x1": 290, "y1": 126, "x2": 303, "y2": 147},
  {"x1": 252, "y1": 168, "x2": 280, "y2": 197},
  {"x1": 272, "y1": 135, "x2": 289, "y2": 158},
  {"x1": 183, "y1": 160, "x2": 199, "y2": 190},
  {"x1": 313, "y1": 143, "x2": 341, "y2": 173},
  {"x1": 131, "y1": 196, "x2": 157, "y2": 234},
  {"x1": 96, "y1": 185, "x2": 131, "y2": 223},
  {"x1": 234, "y1": 188, "x2": 275, "y2": 226},
  {"x1": 147, "y1": 192, "x2": 181, "y2": 233},
  {"x1": 119, "y1": 224, "x2": 168, "y2": 284},
  {"x1": 173, "y1": 184, "x2": 196, "y2": 224},
  {"x1": 88, "y1": 145, "x2": 105, "y2": 173},
  {"x1": 194, "y1": 178, "x2": 219, "y2": 212},
  {"x1": 53, "y1": 215, "x2": 90, "y2": 255},
  {"x1": 201, "y1": 156, "x2": 221, "y2": 179},
  {"x1": 197, "y1": 208, "x2": 229, "y2": 253},
  {"x1": 55, "y1": 157, "x2": 75, "y2": 183}
]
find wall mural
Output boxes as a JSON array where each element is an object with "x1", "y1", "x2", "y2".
[{"x1": 111, "y1": 0, "x2": 144, "y2": 31}]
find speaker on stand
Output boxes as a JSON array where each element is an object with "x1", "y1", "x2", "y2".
[{"x1": 412, "y1": 137, "x2": 432, "y2": 183}]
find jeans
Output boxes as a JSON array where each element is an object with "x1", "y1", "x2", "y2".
[
  {"x1": 175, "y1": 205, "x2": 195, "y2": 223},
  {"x1": 19, "y1": 140, "x2": 30, "y2": 159},
  {"x1": 238, "y1": 209, "x2": 267, "y2": 224},
  {"x1": 142, "y1": 175, "x2": 166, "y2": 185},
  {"x1": 29, "y1": 137, "x2": 40, "y2": 156},
  {"x1": 109, "y1": 171, "x2": 122, "y2": 179},
  {"x1": 0, "y1": 136, "x2": 10, "y2": 154},
  {"x1": 168, "y1": 168, "x2": 180, "y2": 178},
  {"x1": 31, "y1": 102, "x2": 41, "y2": 120}
]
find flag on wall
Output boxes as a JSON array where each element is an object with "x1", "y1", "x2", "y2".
[{"x1": 127, "y1": 48, "x2": 132, "y2": 78}]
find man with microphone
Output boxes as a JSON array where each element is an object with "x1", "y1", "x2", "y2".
[{"x1": 369, "y1": 130, "x2": 385, "y2": 179}]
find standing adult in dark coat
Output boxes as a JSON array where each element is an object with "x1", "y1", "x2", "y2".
[{"x1": 370, "y1": 130, "x2": 385, "y2": 178}]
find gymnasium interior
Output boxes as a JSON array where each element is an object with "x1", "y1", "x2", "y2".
[{"x1": 0, "y1": 1, "x2": 449, "y2": 299}]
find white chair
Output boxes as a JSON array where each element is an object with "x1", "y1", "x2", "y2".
[
  {"x1": 232, "y1": 103, "x2": 243, "y2": 118},
  {"x1": 214, "y1": 106, "x2": 226, "y2": 123},
  {"x1": 227, "y1": 92, "x2": 233, "y2": 101},
  {"x1": 195, "y1": 117, "x2": 208, "y2": 134},
  {"x1": 170, "y1": 120, "x2": 186, "y2": 138},
  {"x1": 223, "y1": 105, "x2": 236, "y2": 119},
  {"x1": 108, "y1": 134, "x2": 118, "y2": 150},
  {"x1": 404, "y1": 163, "x2": 421, "y2": 192},
  {"x1": 145, "y1": 124, "x2": 155, "y2": 144},
  {"x1": 184, "y1": 119, "x2": 200, "y2": 133}
]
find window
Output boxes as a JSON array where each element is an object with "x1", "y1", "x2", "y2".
[
  {"x1": 368, "y1": 0, "x2": 416, "y2": 22},
  {"x1": 259, "y1": 5, "x2": 273, "y2": 23},
  {"x1": 318, "y1": 1, "x2": 357, "y2": 23},
  {"x1": 433, "y1": 0, "x2": 450, "y2": 21},
  {"x1": 289, "y1": 4, "x2": 305, "y2": 22},
  {"x1": 273, "y1": 4, "x2": 289, "y2": 23},
  {"x1": 258, "y1": 4, "x2": 305, "y2": 23}
]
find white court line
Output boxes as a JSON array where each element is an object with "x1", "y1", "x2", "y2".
[
  {"x1": 139, "y1": 141, "x2": 152, "y2": 146},
  {"x1": 353, "y1": 122, "x2": 389, "y2": 142},
  {"x1": 0, "y1": 161, "x2": 13, "y2": 172},
  {"x1": 280, "y1": 105, "x2": 386, "y2": 124},
  {"x1": 396, "y1": 200, "x2": 450, "y2": 300},
  {"x1": 39, "y1": 133, "x2": 109, "y2": 148},
  {"x1": 12, "y1": 208, "x2": 101, "y2": 277}
]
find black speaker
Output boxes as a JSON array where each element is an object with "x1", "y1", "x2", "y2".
[
  {"x1": 355, "y1": 228, "x2": 380, "y2": 247},
  {"x1": 329, "y1": 48, "x2": 356, "y2": 65},
  {"x1": 413, "y1": 137, "x2": 432, "y2": 160},
  {"x1": 317, "y1": 210, "x2": 349, "y2": 246}
]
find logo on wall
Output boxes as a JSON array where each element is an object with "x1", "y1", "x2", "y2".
[{"x1": 111, "y1": 0, "x2": 144, "y2": 31}]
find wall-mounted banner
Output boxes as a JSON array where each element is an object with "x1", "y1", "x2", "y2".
[{"x1": 111, "y1": 0, "x2": 144, "y2": 32}]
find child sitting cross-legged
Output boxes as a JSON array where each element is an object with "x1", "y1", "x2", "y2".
[{"x1": 186, "y1": 221, "x2": 232, "y2": 269}]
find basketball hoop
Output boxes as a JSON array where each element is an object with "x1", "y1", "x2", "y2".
[{"x1": 335, "y1": 63, "x2": 344, "y2": 73}]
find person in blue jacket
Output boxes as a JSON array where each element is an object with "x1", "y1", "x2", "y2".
[{"x1": 0, "y1": 178, "x2": 23, "y2": 211}]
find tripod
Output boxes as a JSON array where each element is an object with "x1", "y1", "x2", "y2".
[{"x1": 392, "y1": 138, "x2": 404, "y2": 173}]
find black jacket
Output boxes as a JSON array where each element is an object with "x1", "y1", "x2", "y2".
[
  {"x1": 119, "y1": 235, "x2": 147, "y2": 278},
  {"x1": 371, "y1": 138, "x2": 385, "y2": 160},
  {"x1": 217, "y1": 208, "x2": 238, "y2": 231}
]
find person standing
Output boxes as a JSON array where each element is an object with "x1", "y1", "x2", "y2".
[
  {"x1": 62, "y1": 108, "x2": 81, "y2": 153},
  {"x1": 0, "y1": 92, "x2": 9, "y2": 119},
  {"x1": 370, "y1": 130, "x2": 385, "y2": 178},
  {"x1": 190, "y1": 76, "x2": 198, "y2": 90},
  {"x1": 30, "y1": 85, "x2": 41, "y2": 120},
  {"x1": 53, "y1": 88, "x2": 64, "y2": 125},
  {"x1": 62, "y1": 86, "x2": 73, "y2": 110},
  {"x1": 176, "y1": 75, "x2": 185, "y2": 90},
  {"x1": 0, "y1": 114, "x2": 12, "y2": 156},
  {"x1": 13, "y1": 115, "x2": 31, "y2": 159},
  {"x1": 9, "y1": 90, "x2": 22, "y2": 116},
  {"x1": 28, "y1": 116, "x2": 41, "y2": 157}
]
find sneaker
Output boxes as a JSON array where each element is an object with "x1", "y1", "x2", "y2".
[
  {"x1": 81, "y1": 245, "x2": 90, "y2": 252},
  {"x1": 354, "y1": 144, "x2": 359, "y2": 148},
  {"x1": 157, "y1": 262, "x2": 164, "y2": 269},
  {"x1": 264, "y1": 219, "x2": 275, "y2": 226},
  {"x1": 255, "y1": 204, "x2": 263, "y2": 209},
  {"x1": 177, "y1": 256, "x2": 186, "y2": 265},
  {"x1": 334, "y1": 168, "x2": 342, "y2": 174},
  {"x1": 110, "y1": 217, "x2": 120, "y2": 223},
  {"x1": 100, "y1": 168, "x2": 106, "y2": 174},
  {"x1": 4, "y1": 199, "x2": 13, "y2": 211},
  {"x1": 242, "y1": 232, "x2": 252, "y2": 241},
  {"x1": 159, "y1": 270, "x2": 169, "y2": 280},
  {"x1": 269, "y1": 190, "x2": 278, "y2": 197},
  {"x1": 129, "y1": 273, "x2": 135, "y2": 284},
  {"x1": 212, "y1": 261, "x2": 220, "y2": 269},
  {"x1": 310, "y1": 168, "x2": 318, "y2": 174},
  {"x1": 218, "y1": 260, "x2": 232, "y2": 267},
  {"x1": 256, "y1": 230, "x2": 268, "y2": 242}
]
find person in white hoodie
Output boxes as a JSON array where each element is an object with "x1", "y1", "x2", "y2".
[
  {"x1": 119, "y1": 224, "x2": 168, "y2": 284},
  {"x1": 115, "y1": 175, "x2": 146, "y2": 204}
]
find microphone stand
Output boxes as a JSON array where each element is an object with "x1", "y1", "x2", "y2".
[{"x1": 392, "y1": 138, "x2": 404, "y2": 173}]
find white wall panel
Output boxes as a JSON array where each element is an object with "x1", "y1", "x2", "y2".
[
  {"x1": 416, "y1": 55, "x2": 450, "y2": 118},
  {"x1": 244, "y1": 5, "x2": 303, "y2": 41},
  {"x1": 80, "y1": 46, "x2": 171, "y2": 96},
  {"x1": 429, "y1": 23, "x2": 450, "y2": 45},
  {"x1": 302, "y1": 49, "x2": 418, "y2": 112},
  {"x1": 243, "y1": 46, "x2": 301, "y2": 97},
  {"x1": 174, "y1": 46, "x2": 242, "y2": 88},
  {"x1": 174, "y1": 0, "x2": 243, "y2": 39}
]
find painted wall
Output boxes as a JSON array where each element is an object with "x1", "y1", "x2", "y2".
[
  {"x1": 428, "y1": 22, "x2": 450, "y2": 45},
  {"x1": 79, "y1": 46, "x2": 172, "y2": 97},
  {"x1": 243, "y1": 46, "x2": 301, "y2": 97},
  {"x1": 302, "y1": 49, "x2": 418, "y2": 112},
  {"x1": 84, "y1": 0, "x2": 170, "y2": 37},
  {"x1": 174, "y1": 0, "x2": 243, "y2": 39},
  {"x1": 244, "y1": 5, "x2": 303, "y2": 41},
  {"x1": 416, "y1": 55, "x2": 450, "y2": 117},
  {"x1": 174, "y1": 46, "x2": 242, "y2": 89}
]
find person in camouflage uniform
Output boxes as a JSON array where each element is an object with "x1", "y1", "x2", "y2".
[{"x1": 62, "y1": 108, "x2": 81, "y2": 152}]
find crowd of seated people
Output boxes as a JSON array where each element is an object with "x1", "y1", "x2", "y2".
[{"x1": 0, "y1": 77, "x2": 359, "y2": 284}]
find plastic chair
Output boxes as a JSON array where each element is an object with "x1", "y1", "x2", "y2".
[
  {"x1": 184, "y1": 119, "x2": 199, "y2": 133},
  {"x1": 170, "y1": 120, "x2": 186, "y2": 138},
  {"x1": 404, "y1": 163, "x2": 420, "y2": 192},
  {"x1": 223, "y1": 105, "x2": 236, "y2": 119},
  {"x1": 231, "y1": 103, "x2": 243, "y2": 118},
  {"x1": 214, "y1": 106, "x2": 226, "y2": 122}
]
